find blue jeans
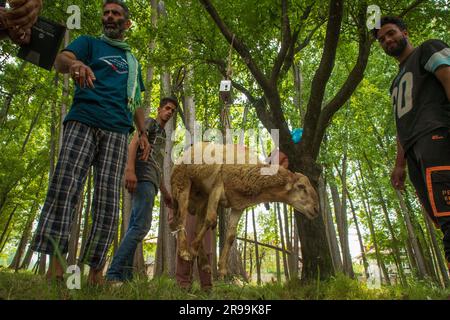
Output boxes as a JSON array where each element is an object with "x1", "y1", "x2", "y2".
[{"x1": 106, "y1": 181, "x2": 157, "y2": 281}]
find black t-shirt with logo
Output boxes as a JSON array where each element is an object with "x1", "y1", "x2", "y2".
[
  {"x1": 135, "y1": 118, "x2": 166, "y2": 188},
  {"x1": 390, "y1": 39, "x2": 450, "y2": 152}
]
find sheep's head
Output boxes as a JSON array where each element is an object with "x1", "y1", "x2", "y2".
[{"x1": 284, "y1": 172, "x2": 319, "y2": 219}]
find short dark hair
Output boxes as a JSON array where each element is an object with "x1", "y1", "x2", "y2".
[
  {"x1": 160, "y1": 97, "x2": 179, "y2": 109},
  {"x1": 103, "y1": 0, "x2": 130, "y2": 19},
  {"x1": 371, "y1": 16, "x2": 408, "y2": 39}
]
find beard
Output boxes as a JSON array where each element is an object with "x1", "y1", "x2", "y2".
[
  {"x1": 102, "y1": 18, "x2": 126, "y2": 39},
  {"x1": 384, "y1": 37, "x2": 408, "y2": 57}
]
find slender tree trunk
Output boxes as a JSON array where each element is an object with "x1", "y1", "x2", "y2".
[
  {"x1": 283, "y1": 203, "x2": 296, "y2": 279},
  {"x1": 355, "y1": 169, "x2": 391, "y2": 285},
  {"x1": 9, "y1": 181, "x2": 43, "y2": 271},
  {"x1": 276, "y1": 203, "x2": 289, "y2": 281},
  {"x1": 0, "y1": 205, "x2": 18, "y2": 251},
  {"x1": 154, "y1": 70, "x2": 176, "y2": 277},
  {"x1": 59, "y1": 30, "x2": 70, "y2": 152},
  {"x1": 252, "y1": 207, "x2": 261, "y2": 285},
  {"x1": 319, "y1": 176, "x2": 342, "y2": 272},
  {"x1": 248, "y1": 247, "x2": 253, "y2": 280},
  {"x1": 421, "y1": 208, "x2": 450, "y2": 287},
  {"x1": 413, "y1": 214, "x2": 439, "y2": 282},
  {"x1": 38, "y1": 253, "x2": 47, "y2": 275},
  {"x1": 243, "y1": 210, "x2": 248, "y2": 277},
  {"x1": 19, "y1": 245, "x2": 34, "y2": 270},
  {"x1": 276, "y1": 248, "x2": 281, "y2": 283},
  {"x1": 395, "y1": 190, "x2": 428, "y2": 279},
  {"x1": 346, "y1": 189, "x2": 370, "y2": 280},
  {"x1": 143, "y1": 0, "x2": 158, "y2": 116},
  {"x1": 362, "y1": 155, "x2": 406, "y2": 284},
  {"x1": 335, "y1": 153, "x2": 354, "y2": 278},
  {"x1": 292, "y1": 62, "x2": 303, "y2": 126},
  {"x1": 292, "y1": 207, "x2": 300, "y2": 278},
  {"x1": 329, "y1": 177, "x2": 353, "y2": 277}
]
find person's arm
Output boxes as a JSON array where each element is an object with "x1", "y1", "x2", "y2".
[
  {"x1": 435, "y1": 65, "x2": 450, "y2": 102},
  {"x1": 160, "y1": 182, "x2": 173, "y2": 209},
  {"x1": 54, "y1": 51, "x2": 96, "y2": 88},
  {"x1": 124, "y1": 132, "x2": 140, "y2": 193},
  {"x1": 134, "y1": 108, "x2": 150, "y2": 161},
  {"x1": 391, "y1": 136, "x2": 407, "y2": 190}
]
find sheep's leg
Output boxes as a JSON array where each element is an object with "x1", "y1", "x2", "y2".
[
  {"x1": 193, "y1": 198, "x2": 211, "y2": 273},
  {"x1": 190, "y1": 183, "x2": 223, "y2": 257},
  {"x1": 176, "y1": 181, "x2": 192, "y2": 261},
  {"x1": 217, "y1": 209, "x2": 242, "y2": 279}
]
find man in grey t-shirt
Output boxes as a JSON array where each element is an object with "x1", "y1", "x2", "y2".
[{"x1": 106, "y1": 97, "x2": 177, "y2": 282}]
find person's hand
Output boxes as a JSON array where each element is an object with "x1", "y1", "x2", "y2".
[
  {"x1": 164, "y1": 193, "x2": 174, "y2": 209},
  {"x1": 138, "y1": 132, "x2": 150, "y2": 161},
  {"x1": 69, "y1": 60, "x2": 96, "y2": 88},
  {"x1": 124, "y1": 169, "x2": 137, "y2": 193},
  {"x1": 7, "y1": 25, "x2": 30, "y2": 45},
  {"x1": 391, "y1": 165, "x2": 406, "y2": 190},
  {"x1": 5, "y1": 0, "x2": 42, "y2": 31}
]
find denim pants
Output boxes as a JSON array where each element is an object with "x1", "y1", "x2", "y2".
[{"x1": 106, "y1": 181, "x2": 156, "y2": 281}]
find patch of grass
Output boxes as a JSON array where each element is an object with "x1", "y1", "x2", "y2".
[{"x1": 0, "y1": 269, "x2": 449, "y2": 300}]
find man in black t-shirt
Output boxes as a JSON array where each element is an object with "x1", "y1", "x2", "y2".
[
  {"x1": 106, "y1": 97, "x2": 177, "y2": 283},
  {"x1": 373, "y1": 16, "x2": 450, "y2": 272}
]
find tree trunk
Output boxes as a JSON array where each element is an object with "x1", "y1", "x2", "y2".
[
  {"x1": 154, "y1": 70, "x2": 176, "y2": 277},
  {"x1": 9, "y1": 189, "x2": 42, "y2": 271},
  {"x1": 243, "y1": 210, "x2": 248, "y2": 277},
  {"x1": 292, "y1": 62, "x2": 304, "y2": 126},
  {"x1": 319, "y1": 176, "x2": 342, "y2": 273},
  {"x1": 59, "y1": 30, "x2": 70, "y2": 152},
  {"x1": 421, "y1": 208, "x2": 450, "y2": 287},
  {"x1": 331, "y1": 161, "x2": 354, "y2": 278},
  {"x1": 38, "y1": 253, "x2": 46, "y2": 275},
  {"x1": 276, "y1": 203, "x2": 289, "y2": 281},
  {"x1": 276, "y1": 248, "x2": 281, "y2": 283},
  {"x1": 0, "y1": 205, "x2": 18, "y2": 252},
  {"x1": 19, "y1": 245, "x2": 34, "y2": 270},
  {"x1": 143, "y1": 0, "x2": 158, "y2": 116},
  {"x1": 362, "y1": 155, "x2": 406, "y2": 284},
  {"x1": 355, "y1": 170, "x2": 391, "y2": 285},
  {"x1": 346, "y1": 189, "x2": 369, "y2": 280},
  {"x1": 283, "y1": 203, "x2": 296, "y2": 279},
  {"x1": 395, "y1": 190, "x2": 428, "y2": 279},
  {"x1": 292, "y1": 207, "x2": 300, "y2": 278},
  {"x1": 252, "y1": 207, "x2": 261, "y2": 285}
]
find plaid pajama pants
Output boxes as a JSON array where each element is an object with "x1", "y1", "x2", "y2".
[{"x1": 31, "y1": 121, "x2": 128, "y2": 269}]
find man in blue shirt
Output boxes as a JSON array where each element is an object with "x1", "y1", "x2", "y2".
[{"x1": 31, "y1": 0, "x2": 150, "y2": 286}]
